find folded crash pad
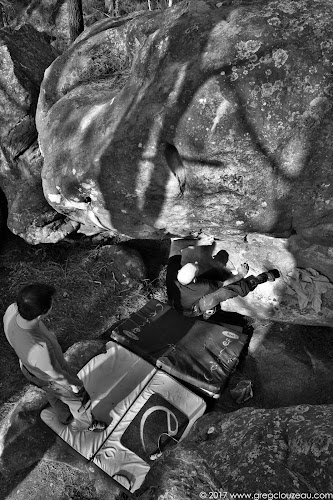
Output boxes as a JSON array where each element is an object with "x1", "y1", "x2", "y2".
[
  {"x1": 110, "y1": 299, "x2": 248, "y2": 397},
  {"x1": 40, "y1": 341, "x2": 206, "y2": 492}
]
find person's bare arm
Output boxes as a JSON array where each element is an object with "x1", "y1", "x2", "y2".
[
  {"x1": 44, "y1": 367, "x2": 83, "y2": 392},
  {"x1": 29, "y1": 343, "x2": 83, "y2": 391}
]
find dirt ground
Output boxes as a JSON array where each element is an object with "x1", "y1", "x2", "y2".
[{"x1": 1, "y1": 229, "x2": 333, "y2": 499}]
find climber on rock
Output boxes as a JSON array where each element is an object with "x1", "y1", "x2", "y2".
[{"x1": 166, "y1": 237, "x2": 280, "y2": 319}]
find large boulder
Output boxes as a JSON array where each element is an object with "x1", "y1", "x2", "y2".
[
  {"x1": 0, "y1": 24, "x2": 79, "y2": 243},
  {"x1": 37, "y1": 0, "x2": 333, "y2": 245},
  {"x1": 138, "y1": 405, "x2": 333, "y2": 498}
]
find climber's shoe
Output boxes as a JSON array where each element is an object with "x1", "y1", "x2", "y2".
[
  {"x1": 256, "y1": 269, "x2": 280, "y2": 283},
  {"x1": 245, "y1": 269, "x2": 280, "y2": 291}
]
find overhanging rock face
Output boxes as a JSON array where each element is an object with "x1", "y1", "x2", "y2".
[{"x1": 37, "y1": 0, "x2": 333, "y2": 244}]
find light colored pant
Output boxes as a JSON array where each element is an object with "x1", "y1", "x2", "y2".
[
  {"x1": 21, "y1": 365, "x2": 93, "y2": 427},
  {"x1": 196, "y1": 278, "x2": 253, "y2": 314}
]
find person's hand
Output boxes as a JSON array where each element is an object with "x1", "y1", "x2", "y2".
[
  {"x1": 203, "y1": 308, "x2": 216, "y2": 320},
  {"x1": 76, "y1": 386, "x2": 87, "y2": 397},
  {"x1": 70, "y1": 385, "x2": 82, "y2": 393},
  {"x1": 236, "y1": 262, "x2": 249, "y2": 277}
]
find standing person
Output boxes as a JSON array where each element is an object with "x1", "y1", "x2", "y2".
[
  {"x1": 166, "y1": 238, "x2": 280, "y2": 318},
  {"x1": 3, "y1": 283, "x2": 107, "y2": 432}
]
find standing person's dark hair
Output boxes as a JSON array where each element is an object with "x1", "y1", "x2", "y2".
[{"x1": 16, "y1": 283, "x2": 56, "y2": 321}]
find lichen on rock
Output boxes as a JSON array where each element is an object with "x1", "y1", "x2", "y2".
[{"x1": 34, "y1": 0, "x2": 333, "y2": 246}]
